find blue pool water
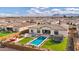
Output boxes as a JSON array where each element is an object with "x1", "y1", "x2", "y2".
[{"x1": 30, "y1": 36, "x2": 47, "y2": 46}]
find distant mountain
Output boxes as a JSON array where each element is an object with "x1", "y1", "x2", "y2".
[{"x1": 52, "y1": 13, "x2": 79, "y2": 17}]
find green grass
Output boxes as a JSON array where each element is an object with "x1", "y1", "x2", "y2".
[
  {"x1": 41, "y1": 37, "x2": 68, "y2": 51},
  {"x1": 0, "y1": 32, "x2": 13, "y2": 37},
  {"x1": 18, "y1": 37, "x2": 34, "y2": 45}
]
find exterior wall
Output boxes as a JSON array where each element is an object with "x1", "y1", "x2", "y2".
[
  {"x1": 0, "y1": 27, "x2": 17, "y2": 32},
  {"x1": 0, "y1": 27, "x2": 7, "y2": 31},
  {"x1": 41, "y1": 27, "x2": 51, "y2": 35},
  {"x1": 12, "y1": 28, "x2": 16, "y2": 31},
  {"x1": 33, "y1": 29, "x2": 37, "y2": 34},
  {"x1": 18, "y1": 27, "x2": 28, "y2": 32},
  {"x1": 40, "y1": 29, "x2": 42, "y2": 34},
  {"x1": 41, "y1": 27, "x2": 51, "y2": 30},
  {"x1": 50, "y1": 30, "x2": 68, "y2": 36},
  {"x1": 50, "y1": 30, "x2": 54, "y2": 35},
  {"x1": 59, "y1": 31, "x2": 68, "y2": 36},
  {"x1": 29, "y1": 29, "x2": 31, "y2": 33},
  {"x1": 29, "y1": 28, "x2": 37, "y2": 34},
  {"x1": 1, "y1": 42, "x2": 46, "y2": 51},
  {"x1": 29, "y1": 27, "x2": 68, "y2": 36},
  {"x1": 4, "y1": 27, "x2": 7, "y2": 31},
  {"x1": 12, "y1": 28, "x2": 18, "y2": 32}
]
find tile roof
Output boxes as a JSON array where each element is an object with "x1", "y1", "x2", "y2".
[{"x1": 29, "y1": 24, "x2": 67, "y2": 31}]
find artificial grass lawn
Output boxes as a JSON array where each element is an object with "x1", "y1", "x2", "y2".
[
  {"x1": 0, "y1": 32, "x2": 13, "y2": 37},
  {"x1": 18, "y1": 37, "x2": 35, "y2": 45},
  {"x1": 41, "y1": 37, "x2": 68, "y2": 51}
]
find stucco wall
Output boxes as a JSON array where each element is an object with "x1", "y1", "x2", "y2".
[
  {"x1": 18, "y1": 27, "x2": 28, "y2": 32},
  {"x1": 1, "y1": 42, "x2": 47, "y2": 51},
  {"x1": 59, "y1": 31, "x2": 68, "y2": 36},
  {"x1": 29, "y1": 26, "x2": 68, "y2": 36},
  {"x1": 50, "y1": 30, "x2": 68, "y2": 36},
  {"x1": 41, "y1": 27, "x2": 51, "y2": 30},
  {"x1": 29, "y1": 28, "x2": 37, "y2": 34}
]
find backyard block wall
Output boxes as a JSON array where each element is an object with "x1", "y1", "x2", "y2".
[{"x1": 1, "y1": 42, "x2": 48, "y2": 51}]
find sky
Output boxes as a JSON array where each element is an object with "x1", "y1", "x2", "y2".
[{"x1": 0, "y1": 7, "x2": 79, "y2": 16}]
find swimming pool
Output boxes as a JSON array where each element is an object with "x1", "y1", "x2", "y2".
[{"x1": 30, "y1": 36, "x2": 47, "y2": 46}]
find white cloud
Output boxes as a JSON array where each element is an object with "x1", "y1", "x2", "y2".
[
  {"x1": 27, "y1": 7, "x2": 53, "y2": 16},
  {"x1": 30, "y1": 8, "x2": 42, "y2": 13},
  {"x1": 27, "y1": 7, "x2": 79, "y2": 16},
  {"x1": 51, "y1": 8, "x2": 79, "y2": 15},
  {"x1": 66, "y1": 8, "x2": 79, "y2": 11},
  {"x1": 51, "y1": 9, "x2": 61, "y2": 11},
  {"x1": 34, "y1": 7, "x2": 49, "y2": 10},
  {"x1": 0, "y1": 7, "x2": 79, "y2": 17},
  {"x1": 27, "y1": 8, "x2": 64, "y2": 16}
]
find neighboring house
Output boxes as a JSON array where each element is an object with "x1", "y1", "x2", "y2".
[
  {"x1": 0, "y1": 25, "x2": 36, "y2": 32},
  {"x1": 0, "y1": 26, "x2": 18, "y2": 32},
  {"x1": 29, "y1": 24, "x2": 68, "y2": 36},
  {"x1": 0, "y1": 19, "x2": 36, "y2": 32}
]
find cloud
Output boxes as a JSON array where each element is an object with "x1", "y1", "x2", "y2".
[
  {"x1": 50, "y1": 8, "x2": 79, "y2": 15},
  {"x1": 51, "y1": 9, "x2": 62, "y2": 14},
  {"x1": 27, "y1": 7, "x2": 53, "y2": 16},
  {"x1": 26, "y1": 8, "x2": 42, "y2": 16},
  {"x1": 65, "y1": 8, "x2": 79, "y2": 11},
  {"x1": 51, "y1": 9, "x2": 61, "y2": 11},
  {"x1": 33, "y1": 7, "x2": 49, "y2": 10},
  {"x1": 27, "y1": 7, "x2": 64, "y2": 16},
  {"x1": 0, "y1": 7, "x2": 79, "y2": 17},
  {"x1": 30, "y1": 8, "x2": 42, "y2": 13}
]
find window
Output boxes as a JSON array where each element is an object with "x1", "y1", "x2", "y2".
[
  {"x1": 31, "y1": 30, "x2": 33, "y2": 33},
  {"x1": 37, "y1": 30, "x2": 40, "y2": 33},
  {"x1": 54, "y1": 30, "x2": 59, "y2": 35},
  {"x1": 42, "y1": 30, "x2": 50, "y2": 34}
]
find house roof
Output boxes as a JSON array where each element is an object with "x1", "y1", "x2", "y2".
[
  {"x1": 0, "y1": 20, "x2": 35, "y2": 28},
  {"x1": 29, "y1": 24, "x2": 67, "y2": 31}
]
